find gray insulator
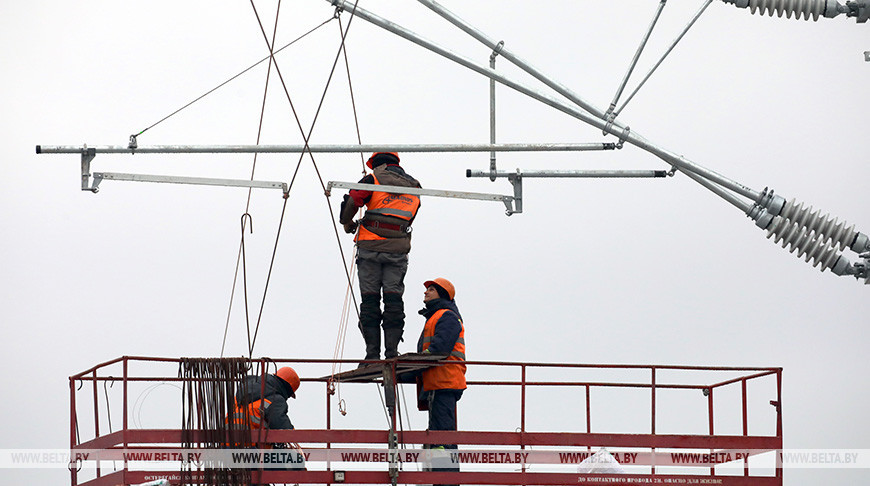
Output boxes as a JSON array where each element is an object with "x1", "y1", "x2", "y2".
[
  {"x1": 723, "y1": 0, "x2": 845, "y2": 21},
  {"x1": 778, "y1": 198, "x2": 858, "y2": 251},
  {"x1": 766, "y1": 217, "x2": 844, "y2": 272}
]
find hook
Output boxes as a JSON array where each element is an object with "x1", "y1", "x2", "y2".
[
  {"x1": 241, "y1": 212, "x2": 253, "y2": 235},
  {"x1": 67, "y1": 457, "x2": 83, "y2": 473},
  {"x1": 76, "y1": 379, "x2": 84, "y2": 391}
]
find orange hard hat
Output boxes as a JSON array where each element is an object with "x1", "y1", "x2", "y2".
[
  {"x1": 276, "y1": 367, "x2": 300, "y2": 398},
  {"x1": 424, "y1": 278, "x2": 455, "y2": 300},
  {"x1": 366, "y1": 152, "x2": 400, "y2": 169}
]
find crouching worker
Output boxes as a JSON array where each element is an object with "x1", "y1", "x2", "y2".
[
  {"x1": 227, "y1": 367, "x2": 305, "y2": 472},
  {"x1": 418, "y1": 278, "x2": 466, "y2": 486}
]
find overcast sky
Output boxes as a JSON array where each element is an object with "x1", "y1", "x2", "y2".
[{"x1": 2, "y1": 1, "x2": 868, "y2": 484}]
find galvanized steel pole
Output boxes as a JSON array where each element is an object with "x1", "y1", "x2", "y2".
[{"x1": 37, "y1": 142, "x2": 614, "y2": 155}]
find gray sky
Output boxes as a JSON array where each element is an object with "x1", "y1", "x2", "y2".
[{"x1": 2, "y1": 1, "x2": 868, "y2": 484}]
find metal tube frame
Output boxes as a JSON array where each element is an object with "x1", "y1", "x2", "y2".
[
  {"x1": 615, "y1": 0, "x2": 716, "y2": 117},
  {"x1": 39, "y1": 1, "x2": 791, "y2": 219},
  {"x1": 69, "y1": 356, "x2": 784, "y2": 486},
  {"x1": 38, "y1": 142, "x2": 616, "y2": 155},
  {"x1": 605, "y1": 0, "x2": 669, "y2": 124},
  {"x1": 340, "y1": 0, "x2": 775, "y2": 208}
]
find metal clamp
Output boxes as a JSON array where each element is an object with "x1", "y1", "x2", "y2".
[
  {"x1": 616, "y1": 125, "x2": 631, "y2": 149},
  {"x1": 81, "y1": 146, "x2": 98, "y2": 193},
  {"x1": 490, "y1": 40, "x2": 504, "y2": 63},
  {"x1": 506, "y1": 169, "x2": 523, "y2": 216}
]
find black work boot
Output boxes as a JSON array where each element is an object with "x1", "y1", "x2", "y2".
[
  {"x1": 359, "y1": 325, "x2": 381, "y2": 367},
  {"x1": 359, "y1": 294, "x2": 383, "y2": 366},
  {"x1": 382, "y1": 292, "x2": 405, "y2": 359},
  {"x1": 383, "y1": 327, "x2": 404, "y2": 359}
]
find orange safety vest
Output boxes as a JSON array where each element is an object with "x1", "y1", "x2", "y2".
[
  {"x1": 421, "y1": 309, "x2": 466, "y2": 391},
  {"x1": 226, "y1": 398, "x2": 272, "y2": 430},
  {"x1": 356, "y1": 173, "x2": 421, "y2": 243}
]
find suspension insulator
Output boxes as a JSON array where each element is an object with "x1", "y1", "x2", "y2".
[
  {"x1": 723, "y1": 0, "x2": 845, "y2": 21},
  {"x1": 775, "y1": 198, "x2": 858, "y2": 250},
  {"x1": 766, "y1": 217, "x2": 844, "y2": 271}
]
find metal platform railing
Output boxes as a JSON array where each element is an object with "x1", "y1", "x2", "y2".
[{"x1": 69, "y1": 356, "x2": 783, "y2": 486}]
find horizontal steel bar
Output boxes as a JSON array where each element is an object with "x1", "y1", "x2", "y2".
[
  {"x1": 93, "y1": 172, "x2": 287, "y2": 192},
  {"x1": 91, "y1": 428, "x2": 781, "y2": 449},
  {"x1": 70, "y1": 355, "x2": 781, "y2": 378},
  {"x1": 467, "y1": 169, "x2": 667, "y2": 178},
  {"x1": 121, "y1": 470, "x2": 784, "y2": 486},
  {"x1": 37, "y1": 142, "x2": 614, "y2": 155},
  {"x1": 327, "y1": 181, "x2": 511, "y2": 203}
]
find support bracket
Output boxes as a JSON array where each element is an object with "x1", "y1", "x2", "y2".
[
  {"x1": 81, "y1": 147, "x2": 97, "y2": 192},
  {"x1": 507, "y1": 170, "x2": 523, "y2": 216}
]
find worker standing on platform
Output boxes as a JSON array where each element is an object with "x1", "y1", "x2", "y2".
[
  {"x1": 339, "y1": 152, "x2": 422, "y2": 363},
  {"x1": 418, "y1": 278, "x2": 465, "y2": 485}
]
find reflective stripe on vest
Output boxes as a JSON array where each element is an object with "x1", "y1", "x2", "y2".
[
  {"x1": 421, "y1": 308, "x2": 466, "y2": 391},
  {"x1": 356, "y1": 173, "x2": 420, "y2": 243},
  {"x1": 421, "y1": 335, "x2": 466, "y2": 360},
  {"x1": 226, "y1": 398, "x2": 272, "y2": 429}
]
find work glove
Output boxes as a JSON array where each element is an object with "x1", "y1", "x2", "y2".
[{"x1": 343, "y1": 221, "x2": 358, "y2": 234}]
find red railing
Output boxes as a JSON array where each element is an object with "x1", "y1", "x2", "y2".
[{"x1": 70, "y1": 356, "x2": 783, "y2": 486}]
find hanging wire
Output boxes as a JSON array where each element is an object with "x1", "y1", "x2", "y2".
[
  {"x1": 329, "y1": 250, "x2": 358, "y2": 397},
  {"x1": 222, "y1": 2, "x2": 286, "y2": 358},
  {"x1": 132, "y1": 15, "x2": 335, "y2": 141},
  {"x1": 102, "y1": 379, "x2": 118, "y2": 472},
  {"x1": 103, "y1": 379, "x2": 114, "y2": 434},
  {"x1": 132, "y1": 382, "x2": 183, "y2": 429},
  {"x1": 337, "y1": 15, "x2": 368, "y2": 171},
  {"x1": 181, "y1": 358, "x2": 251, "y2": 486},
  {"x1": 240, "y1": 212, "x2": 255, "y2": 357},
  {"x1": 246, "y1": 0, "x2": 363, "y2": 356}
]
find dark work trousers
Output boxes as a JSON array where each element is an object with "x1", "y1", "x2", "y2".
[
  {"x1": 356, "y1": 248, "x2": 409, "y2": 332},
  {"x1": 427, "y1": 389, "x2": 463, "y2": 486}
]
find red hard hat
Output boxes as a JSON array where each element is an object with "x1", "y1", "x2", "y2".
[
  {"x1": 366, "y1": 152, "x2": 400, "y2": 169},
  {"x1": 276, "y1": 367, "x2": 300, "y2": 398},
  {"x1": 424, "y1": 278, "x2": 455, "y2": 300}
]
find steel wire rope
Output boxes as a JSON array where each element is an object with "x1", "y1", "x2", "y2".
[
  {"x1": 329, "y1": 12, "x2": 369, "y2": 398},
  {"x1": 102, "y1": 380, "x2": 114, "y2": 434},
  {"x1": 222, "y1": 1, "x2": 286, "y2": 358},
  {"x1": 132, "y1": 382, "x2": 183, "y2": 429},
  {"x1": 131, "y1": 15, "x2": 335, "y2": 141},
  {"x1": 240, "y1": 213, "x2": 256, "y2": 354},
  {"x1": 102, "y1": 380, "x2": 118, "y2": 472},
  {"x1": 245, "y1": 1, "x2": 363, "y2": 357}
]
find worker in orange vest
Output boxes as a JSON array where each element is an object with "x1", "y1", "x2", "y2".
[
  {"x1": 339, "y1": 152, "x2": 422, "y2": 364},
  {"x1": 417, "y1": 277, "x2": 465, "y2": 485},
  {"x1": 228, "y1": 366, "x2": 301, "y2": 432},
  {"x1": 227, "y1": 367, "x2": 304, "y2": 473}
]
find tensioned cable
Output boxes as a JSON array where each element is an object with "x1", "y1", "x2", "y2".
[
  {"x1": 240, "y1": 213, "x2": 255, "y2": 354},
  {"x1": 133, "y1": 15, "x2": 335, "y2": 140},
  {"x1": 246, "y1": 1, "x2": 362, "y2": 355},
  {"x1": 330, "y1": 14, "x2": 368, "y2": 384},
  {"x1": 221, "y1": 1, "x2": 285, "y2": 358}
]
